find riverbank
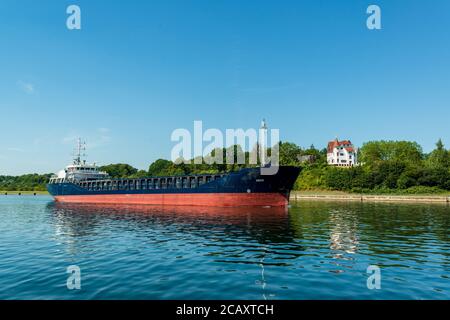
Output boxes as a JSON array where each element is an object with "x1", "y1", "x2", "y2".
[
  {"x1": 290, "y1": 191, "x2": 450, "y2": 204},
  {"x1": 0, "y1": 191, "x2": 48, "y2": 195}
]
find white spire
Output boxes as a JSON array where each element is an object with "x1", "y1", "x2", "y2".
[
  {"x1": 259, "y1": 119, "x2": 268, "y2": 166},
  {"x1": 261, "y1": 118, "x2": 268, "y2": 130}
]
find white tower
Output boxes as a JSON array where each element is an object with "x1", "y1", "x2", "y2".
[{"x1": 259, "y1": 119, "x2": 268, "y2": 166}]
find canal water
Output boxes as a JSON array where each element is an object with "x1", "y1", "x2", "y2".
[{"x1": 0, "y1": 195, "x2": 449, "y2": 299}]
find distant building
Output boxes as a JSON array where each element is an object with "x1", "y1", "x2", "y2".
[
  {"x1": 327, "y1": 138, "x2": 358, "y2": 167},
  {"x1": 297, "y1": 154, "x2": 316, "y2": 164}
]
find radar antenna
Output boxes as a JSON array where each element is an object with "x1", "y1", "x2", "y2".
[{"x1": 73, "y1": 138, "x2": 87, "y2": 165}]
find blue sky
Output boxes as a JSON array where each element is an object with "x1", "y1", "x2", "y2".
[{"x1": 1, "y1": 0, "x2": 449, "y2": 175}]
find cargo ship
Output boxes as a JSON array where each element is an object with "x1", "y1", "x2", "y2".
[{"x1": 47, "y1": 139, "x2": 300, "y2": 207}]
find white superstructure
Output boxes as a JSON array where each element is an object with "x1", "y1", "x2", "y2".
[{"x1": 49, "y1": 139, "x2": 109, "y2": 183}]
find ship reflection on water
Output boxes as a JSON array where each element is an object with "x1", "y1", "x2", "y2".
[
  {"x1": 49, "y1": 202, "x2": 360, "y2": 289},
  {"x1": 49, "y1": 202, "x2": 307, "y2": 259},
  {"x1": 49, "y1": 202, "x2": 301, "y2": 300},
  {"x1": 50, "y1": 203, "x2": 294, "y2": 243}
]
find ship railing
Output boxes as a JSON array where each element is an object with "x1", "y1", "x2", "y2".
[
  {"x1": 49, "y1": 177, "x2": 60, "y2": 184},
  {"x1": 49, "y1": 177, "x2": 76, "y2": 184},
  {"x1": 74, "y1": 173, "x2": 225, "y2": 191}
]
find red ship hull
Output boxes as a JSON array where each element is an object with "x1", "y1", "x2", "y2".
[{"x1": 54, "y1": 192, "x2": 289, "y2": 207}]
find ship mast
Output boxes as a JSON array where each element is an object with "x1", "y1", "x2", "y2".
[{"x1": 73, "y1": 138, "x2": 86, "y2": 165}]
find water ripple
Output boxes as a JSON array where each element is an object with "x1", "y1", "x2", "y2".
[{"x1": 0, "y1": 196, "x2": 449, "y2": 299}]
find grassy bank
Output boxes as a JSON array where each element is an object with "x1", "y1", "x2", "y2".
[
  {"x1": 291, "y1": 190, "x2": 450, "y2": 203},
  {"x1": 296, "y1": 189, "x2": 450, "y2": 196},
  {"x1": 0, "y1": 190, "x2": 49, "y2": 195}
]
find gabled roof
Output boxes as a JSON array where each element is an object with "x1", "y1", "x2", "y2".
[
  {"x1": 327, "y1": 139, "x2": 353, "y2": 153},
  {"x1": 345, "y1": 147, "x2": 355, "y2": 153}
]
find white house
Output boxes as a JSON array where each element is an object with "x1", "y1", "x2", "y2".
[{"x1": 327, "y1": 138, "x2": 358, "y2": 167}]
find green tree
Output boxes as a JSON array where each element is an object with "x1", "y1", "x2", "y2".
[
  {"x1": 295, "y1": 165, "x2": 327, "y2": 190},
  {"x1": 301, "y1": 144, "x2": 326, "y2": 165},
  {"x1": 100, "y1": 164, "x2": 138, "y2": 178},
  {"x1": 0, "y1": 173, "x2": 52, "y2": 191},
  {"x1": 279, "y1": 141, "x2": 302, "y2": 166},
  {"x1": 373, "y1": 160, "x2": 406, "y2": 189},
  {"x1": 324, "y1": 167, "x2": 353, "y2": 190},
  {"x1": 130, "y1": 170, "x2": 149, "y2": 178},
  {"x1": 359, "y1": 140, "x2": 423, "y2": 166},
  {"x1": 426, "y1": 139, "x2": 450, "y2": 169},
  {"x1": 418, "y1": 167, "x2": 450, "y2": 189},
  {"x1": 148, "y1": 159, "x2": 172, "y2": 176},
  {"x1": 397, "y1": 166, "x2": 422, "y2": 189}
]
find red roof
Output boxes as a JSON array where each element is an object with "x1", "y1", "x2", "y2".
[{"x1": 327, "y1": 139, "x2": 353, "y2": 153}]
